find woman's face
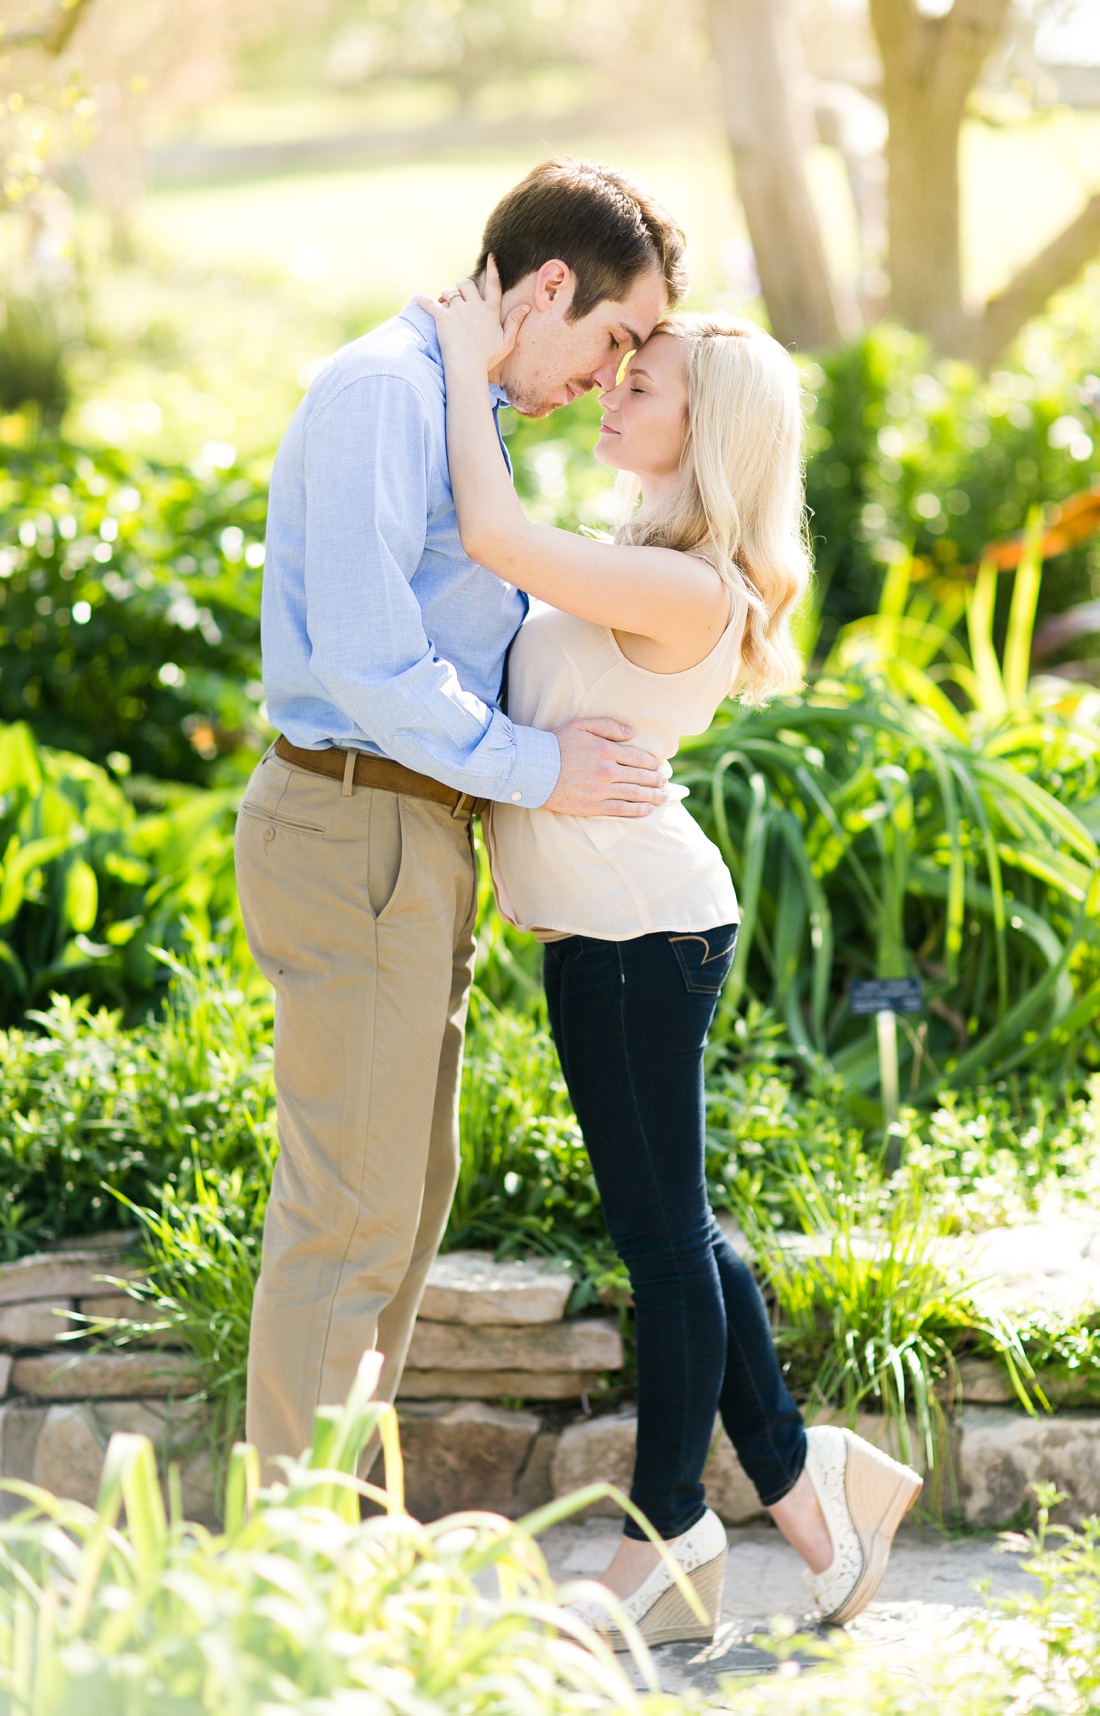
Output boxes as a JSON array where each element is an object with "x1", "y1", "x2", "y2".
[{"x1": 592, "y1": 332, "x2": 688, "y2": 485}]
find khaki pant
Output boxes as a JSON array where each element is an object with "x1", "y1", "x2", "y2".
[{"x1": 234, "y1": 749, "x2": 478, "y2": 1479}]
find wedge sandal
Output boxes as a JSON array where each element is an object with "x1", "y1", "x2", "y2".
[
  {"x1": 566, "y1": 1506, "x2": 728, "y2": 1651},
  {"x1": 804, "y1": 1424, "x2": 923, "y2": 1624}
]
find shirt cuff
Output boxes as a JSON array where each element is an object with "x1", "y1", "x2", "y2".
[{"x1": 498, "y1": 724, "x2": 561, "y2": 809}]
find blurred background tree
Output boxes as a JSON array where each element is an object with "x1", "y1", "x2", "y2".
[
  {"x1": 17, "y1": 0, "x2": 1092, "y2": 364},
  {"x1": 708, "y1": 0, "x2": 1100, "y2": 359},
  {"x1": 0, "y1": 0, "x2": 96, "y2": 424}
]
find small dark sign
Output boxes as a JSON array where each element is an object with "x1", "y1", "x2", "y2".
[{"x1": 850, "y1": 977, "x2": 924, "y2": 1016}]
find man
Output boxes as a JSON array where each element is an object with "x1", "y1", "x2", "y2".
[{"x1": 236, "y1": 157, "x2": 687, "y2": 1478}]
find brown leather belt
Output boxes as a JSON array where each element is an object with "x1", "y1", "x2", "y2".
[{"x1": 274, "y1": 735, "x2": 489, "y2": 818}]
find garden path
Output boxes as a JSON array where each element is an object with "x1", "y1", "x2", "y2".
[{"x1": 537, "y1": 1519, "x2": 1037, "y2": 1697}]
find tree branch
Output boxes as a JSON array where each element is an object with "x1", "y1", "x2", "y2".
[
  {"x1": 960, "y1": 191, "x2": 1100, "y2": 367},
  {"x1": 935, "y1": 0, "x2": 1013, "y2": 102},
  {"x1": 870, "y1": 0, "x2": 1010, "y2": 106},
  {"x1": 2, "y1": 0, "x2": 97, "y2": 55}
]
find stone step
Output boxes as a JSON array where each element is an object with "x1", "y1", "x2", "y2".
[
  {"x1": 407, "y1": 1316, "x2": 621, "y2": 1373},
  {"x1": 939, "y1": 1218, "x2": 1100, "y2": 1320},
  {"x1": 420, "y1": 1251, "x2": 573, "y2": 1325},
  {"x1": 549, "y1": 1410, "x2": 768, "y2": 1528},
  {"x1": 77, "y1": 1292, "x2": 146, "y2": 1322},
  {"x1": 957, "y1": 1404, "x2": 1100, "y2": 1526},
  {"x1": 3, "y1": 1391, "x2": 557, "y2": 1531},
  {"x1": 8, "y1": 1380, "x2": 1099, "y2": 1532},
  {"x1": 397, "y1": 1368, "x2": 602, "y2": 1401},
  {"x1": 949, "y1": 1356, "x2": 1092, "y2": 1408},
  {"x1": 0, "y1": 1299, "x2": 75, "y2": 1347},
  {"x1": 551, "y1": 1410, "x2": 932, "y2": 1528},
  {"x1": 0, "y1": 1396, "x2": 213, "y2": 1523},
  {"x1": 551, "y1": 1405, "x2": 1100, "y2": 1528},
  {"x1": 0, "y1": 1249, "x2": 142, "y2": 1306},
  {"x1": 10, "y1": 1350, "x2": 199, "y2": 1401},
  {"x1": 379, "y1": 1400, "x2": 550, "y2": 1519},
  {"x1": 72, "y1": 1294, "x2": 189, "y2": 1350}
]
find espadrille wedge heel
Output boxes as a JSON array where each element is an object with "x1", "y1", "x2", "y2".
[
  {"x1": 565, "y1": 1507, "x2": 728, "y2": 1652},
  {"x1": 804, "y1": 1425, "x2": 923, "y2": 1625}
]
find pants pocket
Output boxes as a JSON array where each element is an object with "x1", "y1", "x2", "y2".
[
  {"x1": 367, "y1": 789, "x2": 403, "y2": 919},
  {"x1": 237, "y1": 803, "x2": 328, "y2": 839},
  {"x1": 667, "y1": 924, "x2": 739, "y2": 995}
]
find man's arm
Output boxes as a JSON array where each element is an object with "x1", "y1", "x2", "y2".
[
  {"x1": 302, "y1": 372, "x2": 558, "y2": 805},
  {"x1": 301, "y1": 372, "x2": 665, "y2": 813}
]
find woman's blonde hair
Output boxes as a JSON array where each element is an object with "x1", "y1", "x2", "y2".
[{"x1": 614, "y1": 312, "x2": 811, "y2": 704}]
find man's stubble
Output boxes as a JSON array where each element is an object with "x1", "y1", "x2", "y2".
[{"x1": 505, "y1": 376, "x2": 600, "y2": 420}]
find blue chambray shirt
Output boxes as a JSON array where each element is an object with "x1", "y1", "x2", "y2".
[{"x1": 261, "y1": 298, "x2": 561, "y2": 807}]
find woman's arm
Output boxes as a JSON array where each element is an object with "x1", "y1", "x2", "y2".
[{"x1": 417, "y1": 271, "x2": 731, "y2": 649}]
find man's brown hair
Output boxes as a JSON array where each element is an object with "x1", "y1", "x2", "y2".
[{"x1": 475, "y1": 157, "x2": 687, "y2": 321}]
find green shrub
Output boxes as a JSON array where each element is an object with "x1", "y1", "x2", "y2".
[
  {"x1": 0, "y1": 289, "x2": 77, "y2": 427},
  {"x1": 802, "y1": 317, "x2": 1100, "y2": 653},
  {"x1": 0, "y1": 722, "x2": 241, "y2": 1024},
  {"x1": 0, "y1": 442, "x2": 268, "y2": 784},
  {"x1": 450, "y1": 991, "x2": 614, "y2": 1296},
  {"x1": 0, "y1": 947, "x2": 274, "y2": 1250},
  {"x1": 679, "y1": 543, "x2": 1100, "y2": 1096}
]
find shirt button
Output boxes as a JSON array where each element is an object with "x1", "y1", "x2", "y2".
[
  {"x1": 263, "y1": 826, "x2": 275, "y2": 841},
  {"x1": 510, "y1": 791, "x2": 522, "y2": 802}
]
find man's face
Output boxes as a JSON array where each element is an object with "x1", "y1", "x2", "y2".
[{"x1": 497, "y1": 264, "x2": 668, "y2": 418}]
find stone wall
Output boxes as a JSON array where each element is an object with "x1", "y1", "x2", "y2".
[{"x1": 0, "y1": 1235, "x2": 1097, "y2": 1529}]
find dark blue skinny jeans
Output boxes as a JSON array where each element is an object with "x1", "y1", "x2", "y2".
[{"x1": 544, "y1": 925, "x2": 806, "y2": 1541}]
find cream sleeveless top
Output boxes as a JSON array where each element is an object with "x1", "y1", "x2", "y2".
[{"x1": 485, "y1": 598, "x2": 742, "y2": 940}]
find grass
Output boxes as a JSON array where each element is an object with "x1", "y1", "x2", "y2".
[
  {"x1": 133, "y1": 134, "x2": 749, "y2": 315},
  {"x1": 733, "y1": 1137, "x2": 1040, "y2": 1503},
  {"x1": 132, "y1": 109, "x2": 1100, "y2": 311},
  {"x1": 0, "y1": 1352, "x2": 704, "y2": 1716},
  {"x1": 84, "y1": 1167, "x2": 269, "y2": 1505}
]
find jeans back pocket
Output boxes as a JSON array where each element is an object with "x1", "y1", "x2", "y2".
[{"x1": 668, "y1": 924, "x2": 739, "y2": 995}]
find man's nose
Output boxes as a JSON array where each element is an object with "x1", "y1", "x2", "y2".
[{"x1": 592, "y1": 359, "x2": 622, "y2": 390}]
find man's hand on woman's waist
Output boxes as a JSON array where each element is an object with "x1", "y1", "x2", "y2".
[{"x1": 544, "y1": 717, "x2": 668, "y2": 817}]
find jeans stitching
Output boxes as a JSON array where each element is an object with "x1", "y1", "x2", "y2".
[{"x1": 668, "y1": 928, "x2": 737, "y2": 995}]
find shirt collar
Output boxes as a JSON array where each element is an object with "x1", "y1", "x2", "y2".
[{"x1": 399, "y1": 296, "x2": 511, "y2": 409}]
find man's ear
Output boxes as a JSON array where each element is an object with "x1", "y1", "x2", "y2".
[{"x1": 532, "y1": 259, "x2": 574, "y2": 311}]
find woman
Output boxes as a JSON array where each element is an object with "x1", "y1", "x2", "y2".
[{"x1": 418, "y1": 265, "x2": 921, "y2": 1647}]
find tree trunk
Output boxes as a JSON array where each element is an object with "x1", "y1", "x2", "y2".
[
  {"x1": 882, "y1": 88, "x2": 965, "y2": 347},
  {"x1": 706, "y1": 0, "x2": 849, "y2": 351},
  {"x1": 870, "y1": 0, "x2": 1012, "y2": 346}
]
